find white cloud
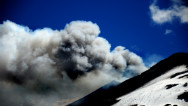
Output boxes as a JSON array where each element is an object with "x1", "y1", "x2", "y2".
[
  {"x1": 149, "y1": 0, "x2": 188, "y2": 24},
  {"x1": 164, "y1": 29, "x2": 172, "y2": 35}
]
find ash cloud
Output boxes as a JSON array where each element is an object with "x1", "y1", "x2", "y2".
[{"x1": 0, "y1": 20, "x2": 147, "y2": 106}]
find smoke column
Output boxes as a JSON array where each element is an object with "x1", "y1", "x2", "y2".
[{"x1": 0, "y1": 20, "x2": 147, "y2": 106}]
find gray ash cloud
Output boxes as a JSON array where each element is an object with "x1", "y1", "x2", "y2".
[{"x1": 0, "y1": 20, "x2": 147, "y2": 106}]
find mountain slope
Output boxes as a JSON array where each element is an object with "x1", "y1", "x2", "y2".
[
  {"x1": 67, "y1": 53, "x2": 188, "y2": 106},
  {"x1": 114, "y1": 65, "x2": 188, "y2": 106}
]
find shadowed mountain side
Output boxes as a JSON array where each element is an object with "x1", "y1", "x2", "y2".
[{"x1": 67, "y1": 53, "x2": 188, "y2": 106}]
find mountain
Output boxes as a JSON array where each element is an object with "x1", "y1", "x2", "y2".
[{"x1": 67, "y1": 53, "x2": 188, "y2": 106}]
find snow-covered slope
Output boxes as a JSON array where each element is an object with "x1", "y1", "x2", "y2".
[
  {"x1": 68, "y1": 53, "x2": 188, "y2": 106},
  {"x1": 113, "y1": 65, "x2": 188, "y2": 106}
]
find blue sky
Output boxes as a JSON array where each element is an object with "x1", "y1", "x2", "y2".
[{"x1": 1, "y1": 0, "x2": 188, "y2": 64}]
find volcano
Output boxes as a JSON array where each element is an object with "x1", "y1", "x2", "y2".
[{"x1": 67, "y1": 53, "x2": 188, "y2": 106}]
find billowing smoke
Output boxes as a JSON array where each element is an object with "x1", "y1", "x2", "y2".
[{"x1": 0, "y1": 20, "x2": 147, "y2": 106}]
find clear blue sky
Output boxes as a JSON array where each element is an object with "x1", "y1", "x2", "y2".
[{"x1": 1, "y1": 0, "x2": 188, "y2": 62}]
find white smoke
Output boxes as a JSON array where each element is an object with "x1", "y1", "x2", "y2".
[{"x1": 0, "y1": 20, "x2": 147, "y2": 106}]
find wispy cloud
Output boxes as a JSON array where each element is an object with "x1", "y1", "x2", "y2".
[
  {"x1": 149, "y1": 0, "x2": 188, "y2": 24},
  {"x1": 164, "y1": 29, "x2": 173, "y2": 35},
  {"x1": 144, "y1": 54, "x2": 164, "y2": 67}
]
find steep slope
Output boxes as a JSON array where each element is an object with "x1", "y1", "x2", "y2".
[
  {"x1": 67, "y1": 53, "x2": 188, "y2": 106},
  {"x1": 113, "y1": 65, "x2": 188, "y2": 106}
]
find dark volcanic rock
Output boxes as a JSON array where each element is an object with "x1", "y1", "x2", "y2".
[
  {"x1": 178, "y1": 74, "x2": 188, "y2": 79},
  {"x1": 171, "y1": 70, "x2": 188, "y2": 78},
  {"x1": 177, "y1": 92, "x2": 188, "y2": 102},
  {"x1": 183, "y1": 83, "x2": 188, "y2": 87},
  {"x1": 164, "y1": 104, "x2": 171, "y2": 106},
  {"x1": 165, "y1": 84, "x2": 178, "y2": 89}
]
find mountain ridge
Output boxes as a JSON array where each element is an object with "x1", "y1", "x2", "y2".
[{"x1": 67, "y1": 53, "x2": 188, "y2": 106}]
